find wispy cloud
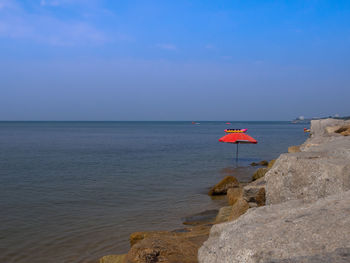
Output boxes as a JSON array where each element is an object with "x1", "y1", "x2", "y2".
[
  {"x1": 156, "y1": 43, "x2": 177, "y2": 50},
  {"x1": 0, "y1": 0, "x2": 110, "y2": 46}
]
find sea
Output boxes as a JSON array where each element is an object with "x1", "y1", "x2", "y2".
[{"x1": 0, "y1": 121, "x2": 307, "y2": 263}]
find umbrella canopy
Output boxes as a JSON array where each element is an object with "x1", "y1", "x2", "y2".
[
  {"x1": 219, "y1": 132, "x2": 257, "y2": 163},
  {"x1": 219, "y1": 133, "x2": 257, "y2": 144}
]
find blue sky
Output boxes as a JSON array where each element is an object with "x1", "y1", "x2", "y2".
[{"x1": 1, "y1": 0, "x2": 349, "y2": 120}]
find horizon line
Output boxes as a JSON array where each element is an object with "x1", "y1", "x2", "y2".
[{"x1": 0, "y1": 120, "x2": 292, "y2": 122}]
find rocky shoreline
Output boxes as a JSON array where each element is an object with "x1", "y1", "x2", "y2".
[
  {"x1": 199, "y1": 118, "x2": 350, "y2": 262},
  {"x1": 99, "y1": 118, "x2": 350, "y2": 263}
]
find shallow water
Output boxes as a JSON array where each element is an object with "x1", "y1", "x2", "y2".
[{"x1": 0, "y1": 121, "x2": 307, "y2": 262}]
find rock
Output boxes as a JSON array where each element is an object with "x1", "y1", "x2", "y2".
[
  {"x1": 214, "y1": 206, "x2": 232, "y2": 224},
  {"x1": 126, "y1": 236, "x2": 198, "y2": 263},
  {"x1": 266, "y1": 119, "x2": 350, "y2": 205},
  {"x1": 341, "y1": 130, "x2": 350, "y2": 136},
  {"x1": 126, "y1": 225, "x2": 210, "y2": 263},
  {"x1": 252, "y1": 167, "x2": 268, "y2": 181},
  {"x1": 228, "y1": 197, "x2": 249, "y2": 221},
  {"x1": 325, "y1": 125, "x2": 342, "y2": 134},
  {"x1": 130, "y1": 231, "x2": 168, "y2": 247},
  {"x1": 311, "y1": 118, "x2": 350, "y2": 137},
  {"x1": 99, "y1": 254, "x2": 126, "y2": 263},
  {"x1": 265, "y1": 149, "x2": 350, "y2": 205},
  {"x1": 267, "y1": 159, "x2": 276, "y2": 169},
  {"x1": 248, "y1": 202, "x2": 258, "y2": 208},
  {"x1": 243, "y1": 177, "x2": 266, "y2": 207},
  {"x1": 288, "y1": 145, "x2": 301, "y2": 153},
  {"x1": 182, "y1": 209, "x2": 218, "y2": 225},
  {"x1": 251, "y1": 160, "x2": 268, "y2": 166},
  {"x1": 301, "y1": 119, "x2": 350, "y2": 149},
  {"x1": 208, "y1": 176, "x2": 239, "y2": 196},
  {"x1": 265, "y1": 248, "x2": 350, "y2": 263},
  {"x1": 258, "y1": 160, "x2": 268, "y2": 166},
  {"x1": 198, "y1": 190, "x2": 350, "y2": 263},
  {"x1": 227, "y1": 187, "x2": 243, "y2": 205},
  {"x1": 342, "y1": 131, "x2": 350, "y2": 136},
  {"x1": 254, "y1": 188, "x2": 265, "y2": 206},
  {"x1": 335, "y1": 125, "x2": 350, "y2": 136}
]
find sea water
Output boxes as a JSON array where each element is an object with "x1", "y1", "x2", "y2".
[{"x1": 0, "y1": 121, "x2": 307, "y2": 262}]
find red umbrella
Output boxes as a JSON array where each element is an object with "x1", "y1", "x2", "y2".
[{"x1": 219, "y1": 132, "x2": 257, "y2": 163}]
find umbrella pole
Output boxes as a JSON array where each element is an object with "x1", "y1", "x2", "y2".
[{"x1": 236, "y1": 143, "x2": 239, "y2": 164}]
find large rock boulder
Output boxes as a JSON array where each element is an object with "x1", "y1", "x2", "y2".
[
  {"x1": 198, "y1": 190, "x2": 350, "y2": 263},
  {"x1": 252, "y1": 167, "x2": 268, "y2": 181},
  {"x1": 228, "y1": 197, "x2": 249, "y2": 221},
  {"x1": 99, "y1": 254, "x2": 126, "y2": 263},
  {"x1": 250, "y1": 160, "x2": 268, "y2": 166},
  {"x1": 258, "y1": 160, "x2": 268, "y2": 166},
  {"x1": 302, "y1": 119, "x2": 350, "y2": 149},
  {"x1": 127, "y1": 236, "x2": 199, "y2": 263},
  {"x1": 243, "y1": 177, "x2": 266, "y2": 207},
  {"x1": 208, "y1": 176, "x2": 239, "y2": 196},
  {"x1": 127, "y1": 225, "x2": 210, "y2": 263},
  {"x1": 227, "y1": 187, "x2": 243, "y2": 205},
  {"x1": 130, "y1": 231, "x2": 169, "y2": 247},
  {"x1": 265, "y1": 141, "x2": 350, "y2": 205},
  {"x1": 265, "y1": 119, "x2": 350, "y2": 205},
  {"x1": 309, "y1": 118, "x2": 350, "y2": 138}
]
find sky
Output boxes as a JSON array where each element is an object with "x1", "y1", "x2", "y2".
[{"x1": 0, "y1": 0, "x2": 349, "y2": 121}]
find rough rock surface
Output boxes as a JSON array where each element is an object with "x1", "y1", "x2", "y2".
[
  {"x1": 258, "y1": 160, "x2": 268, "y2": 166},
  {"x1": 335, "y1": 125, "x2": 350, "y2": 136},
  {"x1": 127, "y1": 236, "x2": 199, "y2": 263},
  {"x1": 214, "y1": 206, "x2": 232, "y2": 224},
  {"x1": 208, "y1": 176, "x2": 239, "y2": 196},
  {"x1": 310, "y1": 118, "x2": 349, "y2": 135},
  {"x1": 265, "y1": 150, "x2": 350, "y2": 204},
  {"x1": 198, "y1": 190, "x2": 350, "y2": 263},
  {"x1": 228, "y1": 197, "x2": 249, "y2": 221},
  {"x1": 227, "y1": 187, "x2": 243, "y2": 205},
  {"x1": 301, "y1": 118, "x2": 350, "y2": 148},
  {"x1": 251, "y1": 160, "x2": 268, "y2": 166},
  {"x1": 252, "y1": 167, "x2": 268, "y2": 181},
  {"x1": 99, "y1": 254, "x2": 126, "y2": 263},
  {"x1": 130, "y1": 231, "x2": 169, "y2": 247},
  {"x1": 243, "y1": 177, "x2": 266, "y2": 207},
  {"x1": 265, "y1": 248, "x2": 350, "y2": 263},
  {"x1": 199, "y1": 119, "x2": 350, "y2": 263},
  {"x1": 265, "y1": 120, "x2": 350, "y2": 205},
  {"x1": 287, "y1": 145, "x2": 300, "y2": 153},
  {"x1": 267, "y1": 159, "x2": 276, "y2": 169},
  {"x1": 127, "y1": 225, "x2": 210, "y2": 263}
]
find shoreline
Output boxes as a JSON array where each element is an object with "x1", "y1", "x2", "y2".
[
  {"x1": 199, "y1": 118, "x2": 350, "y2": 262},
  {"x1": 98, "y1": 162, "x2": 275, "y2": 261},
  {"x1": 99, "y1": 118, "x2": 350, "y2": 262},
  {"x1": 1, "y1": 121, "x2": 305, "y2": 263}
]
